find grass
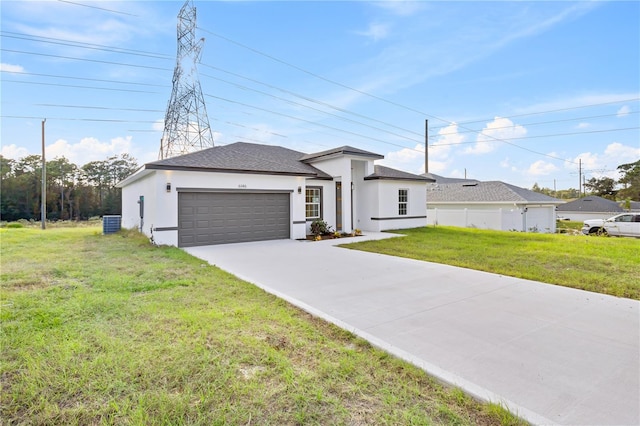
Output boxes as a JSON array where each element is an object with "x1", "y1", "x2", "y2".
[
  {"x1": 0, "y1": 226, "x2": 525, "y2": 425},
  {"x1": 555, "y1": 220, "x2": 583, "y2": 233},
  {"x1": 343, "y1": 226, "x2": 640, "y2": 300}
]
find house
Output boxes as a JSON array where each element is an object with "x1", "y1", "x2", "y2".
[
  {"x1": 425, "y1": 177, "x2": 562, "y2": 233},
  {"x1": 117, "y1": 142, "x2": 432, "y2": 247},
  {"x1": 555, "y1": 195, "x2": 624, "y2": 222}
]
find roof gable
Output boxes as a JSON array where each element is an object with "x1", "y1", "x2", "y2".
[
  {"x1": 427, "y1": 181, "x2": 561, "y2": 204},
  {"x1": 366, "y1": 165, "x2": 433, "y2": 182},
  {"x1": 300, "y1": 145, "x2": 384, "y2": 162},
  {"x1": 423, "y1": 172, "x2": 479, "y2": 184}
]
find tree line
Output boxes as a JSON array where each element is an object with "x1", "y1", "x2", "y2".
[
  {"x1": 1, "y1": 154, "x2": 138, "y2": 222},
  {"x1": 532, "y1": 160, "x2": 640, "y2": 202}
]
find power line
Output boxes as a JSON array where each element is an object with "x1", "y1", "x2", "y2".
[
  {"x1": 204, "y1": 93, "x2": 418, "y2": 151},
  {"x1": 2, "y1": 79, "x2": 160, "y2": 94},
  {"x1": 1, "y1": 115, "x2": 158, "y2": 123},
  {"x1": 1, "y1": 70, "x2": 166, "y2": 88},
  {"x1": 200, "y1": 63, "x2": 424, "y2": 139},
  {"x1": 0, "y1": 49, "x2": 170, "y2": 71},
  {"x1": 429, "y1": 98, "x2": 640, "y2": 131},
  {"x1": 0, "y1": 31, "x2": 170, "y2": 60},
  {"x1": 431, "y1": 127, "x2": 640, "y2": 146},
  {"x1": 57, "y1": 0, "x2": 138, "y2": 17},
  {"x1": 9, "y1": 28, "x2": 628, "y2": 151},
  {"x1": 3, "y1": 29, "x2": 638, "y2": 167},
  {"x1": 196, "y1": 28, "x2": 592, "y2": 164},
  {"x1": 431, "y1": 111, "x2": 640, "y2": 138},
  {"x1": 200, "y1": 71, "x2": 424, "y2": 145},
  {"x1": 1, "y1": 32, "x2": 169, "y2": 60},
  {"x1": 35, "y1": 103, "x2": 164, "y2": 113},
  {"x1": 4, "y1": 30, "x2": 635, "y2": 166}
]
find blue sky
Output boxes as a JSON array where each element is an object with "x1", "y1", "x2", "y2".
[{"x1": 1, "y1": 0, "x2": 639, "y2": 191}]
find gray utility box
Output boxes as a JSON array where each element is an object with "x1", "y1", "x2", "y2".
[{"x1": 103, "y1": 215, "x2": 122, "y2": 235}]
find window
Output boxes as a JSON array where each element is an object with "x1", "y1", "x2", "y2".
[
  {"x1": 305, "y1": 187, "x2": 322, "y2": 219},
  {"x1": 398, "y1": 189, "x2": 408, "y2": 215},
  {"x1": 616, "y1": 214, "x2": 633, "y2": 222}
]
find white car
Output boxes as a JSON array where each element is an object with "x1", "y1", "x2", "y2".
[{"x1": 581, "y1": 213, "x2": 640, "y2": 237}]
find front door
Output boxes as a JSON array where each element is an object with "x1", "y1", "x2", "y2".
[{"x1": 335, "y1": 182, "x2": 342, "y2": 231}]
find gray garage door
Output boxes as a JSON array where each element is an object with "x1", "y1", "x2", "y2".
[{"x1": 178, "y1": 191, "x2": 290, "y2": 247}]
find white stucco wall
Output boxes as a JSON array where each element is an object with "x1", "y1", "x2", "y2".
[
  {"x1": 524, "y1": 206, "x2": 556, "y2": 233},
  {"x1": 122, "y1": 169, "x2": 307, "y2": 246},
  {"x1": 304, "y1": 156, "x2": 377, "y2": 233},
  {"x1": 427, "y1": 203, "x2": 557, "y2": 233},
  {"x1": 557, "y1": 211, "x2": 623, "y2": 222},
  {"x1": 362, "y1": 180, "x2": 427, "y2": 232},
  {"x1": 305, "y1": 179, "x2": 336, "y2": 233},
  {"x1": 121, "y1": 170, "x2": 157, "y2": 236}
]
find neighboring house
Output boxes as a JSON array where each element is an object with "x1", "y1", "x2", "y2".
[
  {"x1": 117, "y1": 142, "x2": 432, "y2": 247},
  {"x1": 425, "y1": 179, "x2": 563, "y2": 233},
  {"x1": 555, "y1": 195, "x2": 624, "y2": 222}
]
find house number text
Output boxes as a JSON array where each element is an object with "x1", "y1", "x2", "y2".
[{"x1": 238, "y1": 184, "x2": 247, "y2": 188}]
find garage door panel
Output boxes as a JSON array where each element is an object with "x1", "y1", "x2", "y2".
[{"x1": 178, "y1": 192, "x2": 290, "y2": 247}]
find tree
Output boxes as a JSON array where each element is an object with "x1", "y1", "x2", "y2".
[
  {"x1": 1, "y1": 153, "x2": 138, "y2": 221},
  {"x1": 47, "y1": 157, "x2": 78, "y2": 220},
  {"x1": 583, "y1": 177, "x2": 618, "y2": 200},
  {"x1": 617, "y1": 160, "x2": 640, "y2": 200},
  {"x1": 80, "y1": 154, "x2": 138, "y2": 216},
  {"x1": 531, "y1": 183, "x2": 579, "y2": 199},
  {"x1": 0, "y1": 156, "x2": 21, "y2": 221}
]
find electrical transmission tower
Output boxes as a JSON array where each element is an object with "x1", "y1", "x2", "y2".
[{"x1": 159, "y1": 0, "x2": 214, "y2": 159}]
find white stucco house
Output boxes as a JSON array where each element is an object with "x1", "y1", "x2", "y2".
[
  {"x1": 424, "y1": 174, "x2": 562, "y2": 233},
  {"x1": 117, "y1": 142, "x2": 432, "y2": 247}
]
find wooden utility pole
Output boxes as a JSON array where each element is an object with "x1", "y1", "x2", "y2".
[
  {"x1": 41, "y1": 119, "x2": 46, "y2": 230},
  {"x1": 578, "y1": 159, "x2": 582, "y2": 196},
  {"x1": 424, "y1": 119, "x2": 429, "y2": 174}
]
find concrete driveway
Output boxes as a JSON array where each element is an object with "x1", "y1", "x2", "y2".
[{"x1": 185, "y1": 233, "x2": 640, "y2": 425}]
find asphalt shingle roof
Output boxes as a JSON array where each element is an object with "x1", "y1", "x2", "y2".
[
  {"x1": 422, "y1": 172, "x2": 479, "y2": 184},
  {"x1": 142, "y1": 142, "x2": 426, "y2": 183},
  {"x1": 366, "y1": 165, "x2": 433, "y2": 182},
  {"x1": 146, "y1": 142, "x2": 331, "y2": 178},
  {"x1": 556, "y1": 196, "x2": 623, "y2": 212},
  {"x1": 427, "y1": 181, "x2": 562, "y2": 203},
  {"x1": 300, "y1": 145, "x2": 384, "y2": 162}
]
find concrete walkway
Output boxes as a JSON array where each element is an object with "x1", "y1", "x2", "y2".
[{"x1": 185, "y1": 233, "x2": 640, "y2": 425}]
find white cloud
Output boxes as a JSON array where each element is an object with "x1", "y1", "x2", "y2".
[
  {"x1": 47, "y1": 136, "x2": 133, "y2": 165},
  {"x1": 433, "y1": 123, "x2": 461, "y2": 157},
  {"x1": 356, "y1": 22, "x2": 391, "y2": 41},
  {"x1": 526, "y1": 160, "x2": 558, "y2": 176},
  {"x1": 617, "y1": 105, "x2": 630, "y2": 117},
  {"x1": 0, "y1": 144, "x2": 30, "y2": 159},
  {"x1": 0, "y1": 63, "x2": 24, "y2": 73},
  {"x1": 604, "y1": 142, "x2": 640, "y2": 162},
  {"x1": 463, "y1": 117, "x2": 527, "y2": 155},
  {"x1": 576, "y1": 122, "x2": 590, "y2": 129},
  {"x1": 380, "y1": 143, "x2": 425, "y2": 173},
  {"x1": 572, "y1": 142, "x2": 640, "y2": 180},
  {"x1": 380, "y1": 141, "x2": 453, "y2": 175}
]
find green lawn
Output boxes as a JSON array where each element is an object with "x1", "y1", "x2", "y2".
[
  {"x1": 343, "y1": 226, "x2": 640, "y2": 300},
  {"x1": 1, "y1": 227, "x2": 523, "y2": 425}
]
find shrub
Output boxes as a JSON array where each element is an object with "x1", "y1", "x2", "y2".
[
  {"x1": 310, "y1": 219, "x2": 331, "y2": 237},
  {"x1": 6, "y1": 222, "x2": 24, "y2": 228}
]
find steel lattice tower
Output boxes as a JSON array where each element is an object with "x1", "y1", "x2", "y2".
[{"x1": 159, "y1": 0, "x2": 214, "y2": 159}]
